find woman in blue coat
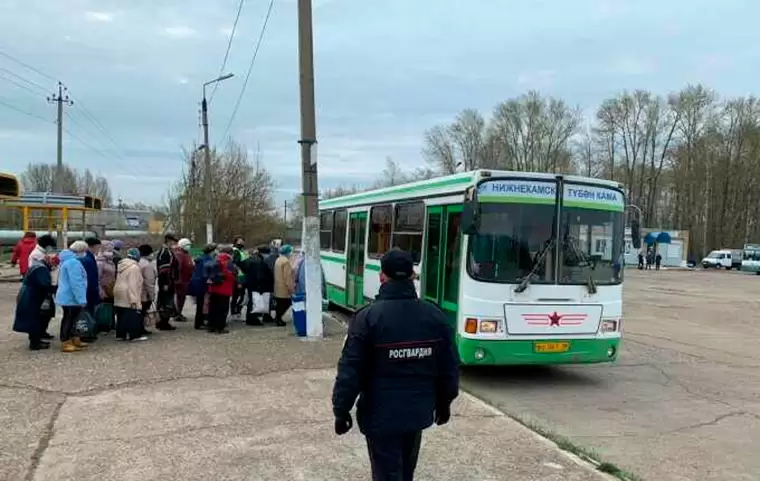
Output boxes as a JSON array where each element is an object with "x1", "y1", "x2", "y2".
[
  {"x1": 188, "y1": 243, "x2": 216, "y2": 330},
  {"x1": 55, "y1": 242, "x2": 89, "y2": 353},
  {"x1": 13, "y1": 257, "x2": 56, "y2": 350}
]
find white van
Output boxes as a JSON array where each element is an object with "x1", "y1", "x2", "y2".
[{"x1": 701, "y1": 249, "x2": 742, "y2": 270}]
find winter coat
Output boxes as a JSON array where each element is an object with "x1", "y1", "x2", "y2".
[
  {"x1": 139, "y1": 258, "x2": 157, "y2": 303},
  {"x1": 96, "y1": 251, "x2": 117, "y2": 300},
  {"x1": 243, "y1": 253, "x2": 274, "y2": 294},
  {"x1": 206, "y1": 252, "x2": 237, "y2": 297},
  {"x1": 273, "y1": 255, "x2": 295, "y2": 299},
  {"x1": 114, "y1": 258, "x2": 143, "y2": 308},
  {"x1": 55, "y1": 250, "x2": 88, "y2": 307},
  {"x1": 188, "y1": 254, "x2": 213, "y2": 298},
  {"x1": 12, "y1": 236, "x2": 37, "y2": 276},
  {"x1": 156, "y1": 245, "x2": 178, "y2": 287},
  {"x1": 174, "y1": 248, "x2": 194, "y2": 287},
  {"x1": 13, "y1": 263, "x2": 55, "y2": 334},
  {"x1": 79, "y1": 251, "x2": 101, "y2": 308},
  {"x1": 294, "y1": 254, "x2": 327, "y2": 299}
]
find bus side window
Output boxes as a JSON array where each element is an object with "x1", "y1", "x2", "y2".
[
  {"x1": 320, "y1": 211, "x2": 333, "y2": 250},
  {"x1": 368, "y1": 204, "x2": 392, "y2": 258}
]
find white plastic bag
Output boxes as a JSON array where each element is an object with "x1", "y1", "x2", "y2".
[{"x1": 249, "y1": 292, "x2": 270, "y2": 314}]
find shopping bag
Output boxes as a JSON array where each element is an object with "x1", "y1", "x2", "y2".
[
  {"x1": 249, "y1": 292, "x2": 270, "y2": 314},
  {"x1": 282, "y1": 306, "x2": 293, "y2": 324},
  {"x1": 94, "y1": 303, "x2": 115, "y2": 333},
  {"x1": 74, "y1": 310, "x2": 98, "y2": 339},
  {"x1": 144, "y1": 300, "x2": 160, "y2": 328}
]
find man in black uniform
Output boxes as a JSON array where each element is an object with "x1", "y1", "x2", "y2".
[{"x1": 332, "y1": 249, "x2": 460, "y2": 481}]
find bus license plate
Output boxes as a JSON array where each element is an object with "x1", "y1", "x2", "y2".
[{"x1": 534, "y1": 341, "x2": 570, "y2": 353}]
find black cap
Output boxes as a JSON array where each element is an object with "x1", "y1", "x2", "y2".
[
  {"x1": 164, "y1": 233, "x2": 179, "y2": 242},
  {"x1": 381, "y1": 249, "x2": 414, "y2": 280},
  {"x1": 85, "y1": 237, "x2": 101, "y2": 247}
]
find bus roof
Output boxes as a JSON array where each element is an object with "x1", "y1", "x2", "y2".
[{"x1": 319, "y1": 169, "x2": 624, "y2": 211}]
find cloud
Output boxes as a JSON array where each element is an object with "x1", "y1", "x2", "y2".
[
  {"x1": 84, "y1": 11, "x2": 115, "y2": 22},
  {"x1": 516, "y1": 70, "x2": 556, "y2": 90},
  {"x1": 608, "y1": 56, "x2": 656, "y2": 75},
  {"x1": 178, "y1": 77, "x2": 190, "y2": 85},
  {"x1": 162, "y1": 26, "x2": 196, "y2": 38}
]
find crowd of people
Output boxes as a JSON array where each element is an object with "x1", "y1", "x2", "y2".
[{"x1": 11, "y1": 231, "x2": 316, "y2": 352}]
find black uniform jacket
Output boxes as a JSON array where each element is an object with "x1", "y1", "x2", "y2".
[{"x1": 332, "y1": 279, "x2": 460, "y2": 436}]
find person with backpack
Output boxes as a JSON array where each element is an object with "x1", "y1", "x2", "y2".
[
  {"x1": 204, "y1": 246, "x2": 238, "y2": 334},
  {"x1": 188, "y1": 243, "x2": 216, "y2": 330}
]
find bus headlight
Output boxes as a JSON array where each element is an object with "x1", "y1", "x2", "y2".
[
  {"x1": 601, "y1": 319, "x2": 619, "y2": 332},
  {"x1": 479, "y1": 320, "x2": 499, "y2": 333},
  {"x1": 474, "y1": 348, "x2": 486, "y2": 360}
]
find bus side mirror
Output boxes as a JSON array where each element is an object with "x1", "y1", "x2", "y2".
[
  {"x1": 631, "y1": 219, "x2": 641, "y2": 249},
  {"x1": 462, "y1": 186, "x2": 479, "y2": 235}
]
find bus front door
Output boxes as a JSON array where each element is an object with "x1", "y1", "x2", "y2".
[
  {"x1": 422, "y1": 205, "x2": 463, "y2": 329},
  {"x1": 346, "y1": 211, "x2": 367, "y2": 309}
]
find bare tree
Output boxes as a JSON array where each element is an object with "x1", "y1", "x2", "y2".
[
  {"x1": 19, "y1": 162, "x2": 112, "y2": 206},
  {"x1": 164, "y1": 140, "x2": 279, "y2": 246}
]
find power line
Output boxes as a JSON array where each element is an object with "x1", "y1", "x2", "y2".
[
  {"x1": 0, "y1": 73, "x2": 47, "y2": 97},
  {"x1": 0, "y1": 67, "x2": 50, "y2": 94},
  {"x1": 0, "y1": 49, "x2": 59, "y2": 83},
  {"x1": 209, "y1": 0, "x2": 246, "y2": 103},
  {"x1": 64, "y1": 111, "x2": 126, "y2": 162},
  {"x1": 220, "y1": 0, "x2": 275, "y2": 141},
  {"x1": 0, "y1": 96, "x2": 53, "y2": 124},
  {"x1": 66, "y1": 93, "x2": 128, "y2": 160}
]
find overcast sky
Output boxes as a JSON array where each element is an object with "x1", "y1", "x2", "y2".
[{"x1": 0, "y1": 0, "x2": 756, "y2": 208}]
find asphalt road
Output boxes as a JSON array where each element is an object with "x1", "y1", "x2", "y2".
[{"x1": 458, "y1": 268, "x2": 760, "y2": 481}]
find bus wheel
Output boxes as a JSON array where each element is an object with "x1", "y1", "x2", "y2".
[{"x1": 726, "y1": 266, "x2": 732, "y2": 271}]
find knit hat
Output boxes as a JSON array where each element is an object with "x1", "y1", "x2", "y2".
[
  {"x1": 280, "y1": 244, "x2": 293, "y2": 256},
  {"x1": 112, "y1": 240, "x2": 124, "y2": 250},
  {"x1": 126, "y1": 248, "x2": 140, "y2": 261},
  {"x1": 178, "y1": 238, "x2": 192, "y2": 249}
]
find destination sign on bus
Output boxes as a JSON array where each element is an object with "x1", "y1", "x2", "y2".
[
  {"x1": 563, "y1": 184, "x2": 624, "y2": 211},
  {"x1": 478, "y1": 180, "x2": 555, "y2": 203}
]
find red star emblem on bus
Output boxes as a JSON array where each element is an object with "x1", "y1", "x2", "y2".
[{"x1": 548, "y1": 312, "x2": 562, "y2": 326}]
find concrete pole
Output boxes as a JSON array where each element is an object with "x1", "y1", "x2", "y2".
[
  {"x1": 297, "y1": 0, "x2": 323, "y2": 339},
  {"x1": 201, "y1": 97, "x2": 213, "y2": 244}
]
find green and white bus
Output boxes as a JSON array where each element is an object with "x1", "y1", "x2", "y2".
[
  {"x1": 318, "y1": 170, "x2": 639, "y2": 366},
  {"x1": 741, "y1": 243, "x2": 760, "y2": 274}
]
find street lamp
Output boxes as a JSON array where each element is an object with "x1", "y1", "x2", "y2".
[{"x1": 200, "y1": 72, "x2": 234, "y2": 244}]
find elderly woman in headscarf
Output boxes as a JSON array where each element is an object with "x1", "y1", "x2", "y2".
[
  {"x1": 55, "y1": 241, "x2": 89, "y2": 353},
  {"x1": 273, "y1": 244, "x2": 295, "y2": 327},
  {"x1": 114, "y1": 248, "x2": 147, "y2": 342},
  {"x1": 95, "y1": 240, "x2": 117, "y2": 333},
  {"x1": 173, "y1": 238, "x2": 194, "y2": 322},
  {"x1": 13, "y1": 254, "x2": 58, "y2": 350}
]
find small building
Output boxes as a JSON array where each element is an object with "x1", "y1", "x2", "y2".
[{"x1": 624, "y1": 227, "x2": 690, "y2": 267}]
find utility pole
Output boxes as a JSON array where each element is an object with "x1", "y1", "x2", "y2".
[
  {"x1": 47, "y1": 82, "x2": 73, "y2": 193},
  {"x1": 201, "y1": 97, "x2": 212, "y2": 244},
  {"x1": 297, "y1": 0, "x2": 323, "y2": 339},
  {"x1": 200, "y1": 73, "x2": 234, "y2": 245}
]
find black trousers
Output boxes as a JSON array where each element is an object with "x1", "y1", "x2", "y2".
[
  {"x1": 231, "y1": 283, "x2": 245, "y2": 314},
  {"x1": 208, "y1": 293, "x2": 230, "y2": 332},
  {"x1": 60, "y1": 306, "x2": 82, "y2": 342},
  {"x1": 115, "y1": 307, "x2": 143, "y2": 340},
  {"x1": 274, "y1": 297, "x2": 292, "y2": 322},
  {"x1": 194, "y1": 295, "x2": 206, "y2": 328},
  {"x1": 366, "y1": 431, "x2": 422, "y2": 481}
]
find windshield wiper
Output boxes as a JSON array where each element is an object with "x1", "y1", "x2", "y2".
[
  {"x1": 514, "y1": 237, "x2": 556, "y2": 293},
  {"x1": 564, "y1": 236, "x2": 597, "y2": 294}
]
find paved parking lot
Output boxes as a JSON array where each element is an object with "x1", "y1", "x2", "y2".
[{"x1": 461, "y1": 268, "x2": 760, "y2": 481}]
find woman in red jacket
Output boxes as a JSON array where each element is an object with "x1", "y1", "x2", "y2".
[
  {"x1": 11, "y1": 232, "x2": 37, "y2": 278},
  {"x1": 205, "y1": 248, "x2": 237, "y2": 334}
]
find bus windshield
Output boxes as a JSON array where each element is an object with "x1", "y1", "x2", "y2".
[
  {"x1": 558, "y1": 207, "x2": 624, "y2": 285},
  {"x1": 467, "y1": 180, "x2": 625, "y2": 286},
  {"x1": 467, "y1": 202, "x2": 557, "y2": 283}
]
